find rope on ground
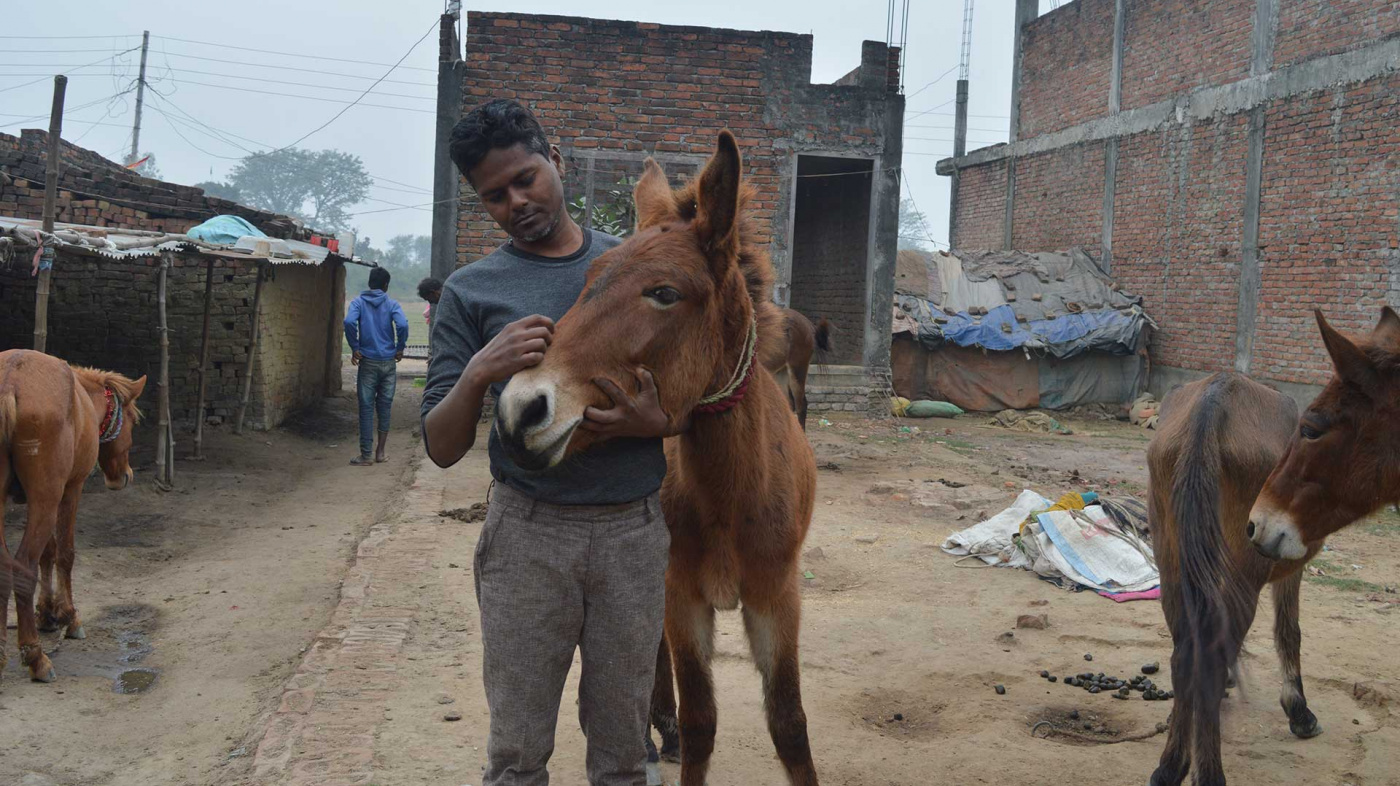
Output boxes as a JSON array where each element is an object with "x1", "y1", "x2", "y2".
[{"x1": 1031, "y1": 720, "x2": 1168, "y2": 745}]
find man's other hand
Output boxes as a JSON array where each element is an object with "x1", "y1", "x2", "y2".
[
  {"x1": 465, "y1": 314, "x2": 554, "y2": 386},
  {"x1": 351, "y1": 350, "x2": 363, "y2": 366},
  {"x1": 580, "y1": 368, "x2": 678, "y2": 439}
]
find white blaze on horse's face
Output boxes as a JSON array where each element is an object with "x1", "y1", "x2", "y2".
[
  {"x1": 497, "y1": 367, "x2": 585, "y2": 471},
  {"x1": 1247, "y1": 500, "x2": 1308, "y2": 561}
]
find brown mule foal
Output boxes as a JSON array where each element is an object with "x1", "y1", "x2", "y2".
[
  {"x1": 496, "y1": 131, "x2": 820, "y2": 785},
  {"x1": 0, "y1": 350, "x2": 145, "y2": 683}
]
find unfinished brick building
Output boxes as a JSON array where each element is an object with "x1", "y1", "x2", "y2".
[
  {"x1": 940, "y1": 0, "x2": 1400, "y2": 403},
  {"x1": 0, "y1": 130, "x2": 346, "y2": 431},
  {"x1": 440, "y1": 12, "x2": 905, "y2": 409}
]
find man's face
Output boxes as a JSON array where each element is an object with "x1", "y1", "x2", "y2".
[
  {"x1": 468, "y1": 143, "x2": 567, "y2": 244},
  {"x1": 426, "y1": 290, "x2": 441, "y2": 305}
]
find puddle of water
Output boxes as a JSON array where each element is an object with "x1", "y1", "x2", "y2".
[{"x1": 115, "y1": 668, "x2": 158, "y2": 694}]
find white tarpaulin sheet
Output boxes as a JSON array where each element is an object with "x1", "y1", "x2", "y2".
[{"x1": 941, "y1": 491, "x2": 1158, "y2": 593}]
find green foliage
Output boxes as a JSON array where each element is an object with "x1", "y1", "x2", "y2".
[
  {"x1": 567, "y1": 175, "x2": 639, "y2": 238},
  {"x1": 345, "y1": 233, "x2": 432, "y2": 301},
  {"x1": 898, "y1": 197, "x2": 930, "y2": 251},
  {"x1": 229, "y1": 148, "x2": 372, "y2": 232},
  {"x1": 195, "y1": 180, "x2": 242, "y2": 202}
]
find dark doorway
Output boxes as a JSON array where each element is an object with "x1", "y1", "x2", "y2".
[{"x1": 789, "y1": 155, "x2": 874, "y2": 366}]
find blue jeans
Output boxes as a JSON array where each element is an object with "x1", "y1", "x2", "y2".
[{"x1": 357, "y1": 358, "x2": 397, "y2": 456}]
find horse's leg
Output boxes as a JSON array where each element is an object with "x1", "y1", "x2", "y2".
[
  {"x1": 1150, "y1": 639, "x2": 1194, "y2": 786},
  {"x1": 35, "y1": 534, "x2": 58, "y2": 632},
  {"x1": 0, "y1": 472, "x2": 9, "y2": 682},
  {"x1": 667, "y1": 592, "x2": 717, "y2": 786},
  {"x1": 743, "y1": 583, "x2": 817, "y2": 786},
  {"x1": 651, "y1": 632, "x2": 681, "y2": 762},
  {"x1": 1273, "y1": 572, "x2": 1320, "y2": 738},
  {"x1": 793, "y1": 363, "x2": 809, "y2": 431},
  {"x1": 14, "y1": 496, "x2": 59, "y2": 683},
  {"x1": 55, "y1": 479, "x2": 84, "y2": 639}
]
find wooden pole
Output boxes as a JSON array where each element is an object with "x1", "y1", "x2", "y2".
[
  {"x1": 233, "y1": 262, "x2": 265, "y2": 435},
  {"x1": 154, "y1": 254, "x2": 173, "y2": 489},
  {"x1": 192, "y1": 256, "x2": 215, "y2": 459},
  {"x1": 33, "y1": 75, "x2": 67, "y2": 354}
]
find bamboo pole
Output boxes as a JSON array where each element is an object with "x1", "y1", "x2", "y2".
[
  {"x1": 192, "y1": 256, "x2": 215, "y2": 459},
  {"x1": 33, "y1": 75, "x2": 67, "y2": 354},
  {"x1": 233, "y1": 262, "x2": 265, "y2": 435},
  {"x1": 154, "y1": 254, "x2": 173, "y2": 490}
]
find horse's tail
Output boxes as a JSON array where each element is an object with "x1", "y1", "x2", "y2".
[
  {"x1": 813, "y1": 318, "x2": 833, "y2": 364},
  {"x1": 1170, "y1": 375, "x2": 1250, "y2": 758},
  {"x1": 0, "y1": 388, "x2": 14, "y2": 448}
]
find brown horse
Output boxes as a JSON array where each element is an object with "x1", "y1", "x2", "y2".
[
  {"x1": 0, "y1": 349, "x2": 145, "y2": 682},
  {"x1": 768, "y1": 309, "x2": 831, "y2": 430},
  {"x1": 1249, "y1": 307, "x2": 1400, "y2": 560},
  {"x1": 1147, "y1": 372, "x2": 1310, "y2": 786},
  {"x1": 496, "y1": 131, "x2": 820, "y2": 785}
]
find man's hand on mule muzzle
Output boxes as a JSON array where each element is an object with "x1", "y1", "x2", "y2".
[{"x1": 581, "y1": 368, "x2": 683, "y2": 439}]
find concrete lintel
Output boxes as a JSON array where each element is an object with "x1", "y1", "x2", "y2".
[{"x1": 936, "y1": 35, "x2": 1400, "y2": 176}]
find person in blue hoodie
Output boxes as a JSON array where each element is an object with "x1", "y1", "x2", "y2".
[{"x1": 344, "y1": 267, "x2": 409, "y2": 466}]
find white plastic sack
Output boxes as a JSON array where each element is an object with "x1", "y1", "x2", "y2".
[
  {"x1": 1034, "y1": 506, "x2": 1158, "y2": 593},
  {"x1": 941, "y1": 489, "x2": 1050, "y2": 565}
]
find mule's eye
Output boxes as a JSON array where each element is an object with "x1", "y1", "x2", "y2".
[
  {"x1": 1300, "y1": 423, "x2": 1324, "y2": 440},
  {"x1": 646, "y1": 286, "x2": 682, "y2": 307}
]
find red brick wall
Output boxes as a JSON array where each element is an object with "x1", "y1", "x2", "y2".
[
  {"x1": 1274, "y1": 0, "x2": 1400, "y2": 69},
  {"x1": 952, "y1": 160, "x2": 1007, "y2": 250},
  {"x1": 456, "y1": 12, "x2": 895, "y2": 264},
  {"x1": 1252, "y1": 76, "x2": 1400, "y2": 385},
  {"x1": 1120, "y1": 0, "x2": 1253, "y2": 111},
  {"x1": 1011, "y1": 142, "x2": 1105, "y2": 251},
  {"x1": 1018, "y1": 0, "x2": 1114, "y2": 139}
]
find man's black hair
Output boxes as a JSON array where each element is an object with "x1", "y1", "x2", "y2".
[
  {"x1": 449, "y1": 99, "x2": 551, "y2": 178},
  {"x1": 368, "y1": 267, "x2": 391, "y2": 291},
  {"x1": 417, "y1": 276, "x2": 443, "y2": 300}
]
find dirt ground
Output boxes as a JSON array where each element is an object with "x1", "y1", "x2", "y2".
[{"x1": 5, "y1": 387, "x2": 1400, "y2": 785}]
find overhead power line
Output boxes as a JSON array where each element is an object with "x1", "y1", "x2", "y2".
[
  {"x1": 0, "y1": 46, "x2": 140, "y2": 94},
  {"x1": 0, "y1": 35, "x2": 139, "y2": 40},
  {"x1": 151, "y1": 35, "x2": 437, "y2": 72},
  {"x1": 146, "y1": 67, "x2": 433, "y2": 101},
  {"x1": 147, "y1": 78, "x2": 435, "y2": 114},
  {"x1": 149, "y1": 51, "x2": 436, "y2": 87}
]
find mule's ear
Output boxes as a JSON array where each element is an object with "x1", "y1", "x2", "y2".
[
  {"x1": 634, "y1": 158, "x2": 678, "y2": 231},
  {"x1": 1317, "y1": 310, "x2": 1377, "y2": 393},
  {"x1": 1371, "y1": 306, "x2": 1400, "y2": 348},
  {"x1": 128, "y1": 376, "x2": 148, "y2": 401},
  {"x1": 694, "y1": 130, "x2": 742, "y2": 261}
]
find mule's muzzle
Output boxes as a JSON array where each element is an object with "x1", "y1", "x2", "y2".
[
  {"x1": 497, "y1": 377, "x2": 579, "y2": 471},
  {"x1": 1247, "y1": 505, "x2": 1308, "y2": 561}
]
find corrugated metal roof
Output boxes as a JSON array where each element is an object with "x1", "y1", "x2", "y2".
[{"x1": 0, "y1": 215, "x2": 366, "y2": 267}]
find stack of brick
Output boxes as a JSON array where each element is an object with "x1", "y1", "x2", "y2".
[{"x1": 0, "y1": 130, "x2": 307, "y2": 238}]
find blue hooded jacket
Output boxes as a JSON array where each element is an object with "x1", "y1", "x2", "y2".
[{"x1": 345, "y1": 289, "x2": 409, "y2": 361}]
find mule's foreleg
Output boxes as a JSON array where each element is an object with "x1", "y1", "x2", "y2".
[
  {"x1": 1272, "y1": 572, "x2": 1320, "y2": 738},
  {"x1": 667, "y1": 593, "x2": 717, "y2": 786},
  {"x1": 54, "y1": 481, "x2": 85, "y2": 639},
  {"x1": 0, "y1": 488, "x2": 9, "y2": 682},
  {"x1": 35, "y1": 534, "x2": 59, "y2": 632},
  {"x1": 743, "y1": 585, "x2": 818, "y2": 786},
  {"x1": 651, "y1": 632, "x2": 681, "y2": 762}
]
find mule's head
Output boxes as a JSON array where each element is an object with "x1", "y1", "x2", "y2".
[
  {"x1": 1249, "y1": 307, "x2": 1400, "y2": 559},
  {"x1": 97, "y1": 375, "x2": 147, "y2": 490},
  {"x1": 496, "y1": 131, "x2": 755, "y2": 470}
]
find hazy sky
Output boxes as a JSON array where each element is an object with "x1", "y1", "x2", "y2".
[{"x1": 4, "y1": 1, "x2": 1044, "y2": 250}]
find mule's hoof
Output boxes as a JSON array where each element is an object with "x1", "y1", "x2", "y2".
[
  {"x1": 37, "y1": 616, "x2": 61, "y2": 633},
  {"x1": 32, "y1": 665, "x2": 57, "y2": 684},
  {"x1": 1290, "y1": 714, "x2": 1323, "y2": 739},
  {"x1": 65, "y1": 625, "x2": 86, "y2": 640}
]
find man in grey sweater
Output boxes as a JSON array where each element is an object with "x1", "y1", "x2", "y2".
[{"x1": 421, "y1": 99, "x2": 676, "y2": 786}]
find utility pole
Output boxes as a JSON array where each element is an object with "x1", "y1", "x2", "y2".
[
  {"x1": 948, "y1": 0, "x2": 974, "y2": 249},
  {"x1": 34, "y1": 75, "x2": 67, "y2": 354},
  {"x1": 127, "y1": 30, "x2": 149, "y2": 166}
]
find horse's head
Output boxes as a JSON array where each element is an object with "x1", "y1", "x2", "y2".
[
  {"x1": 1249, "y1": 307, "x2": 1400, "y2": 559},
  {"x1": 96, "y1": 375, "x2": 147, "y2": 490},
  {"x1": 497, "y1": 131, "x2": 755, "y2": 470}
]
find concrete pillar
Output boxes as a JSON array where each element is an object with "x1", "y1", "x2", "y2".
[
  {"x1": 1234, "y1": 0, "x2": 1280, "y2": 373},
  {"x1": 948, "y1": 78, "x2": 969, "y2": 248},
  {"x1": 1003, "y1": 0, "x2": 1036, "y2": 252},
  {"x1": 431, "y1": 13, "x2": 464, "y2": 284},
  {"x1": 1109, "y1": 0, "x2": 1126, "y2": 114},
  {"x1": 1102, "y1": 0, "x2": 1126, "y2": 272},
  {"x1": 863, "y1": 93, "x2": 904, "y2": 374}
]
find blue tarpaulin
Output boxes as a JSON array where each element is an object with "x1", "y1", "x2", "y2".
[
  {"x1": 187, "y1": 215, "x2": 266, "y2": 245},
  {"x1": 924, "y1": 304, "x2": 1148, "y2": 359}
]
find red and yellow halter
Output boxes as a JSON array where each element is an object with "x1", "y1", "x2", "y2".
[{"x1": 98, "y1": 387, "x2": 124, "y2": 444}]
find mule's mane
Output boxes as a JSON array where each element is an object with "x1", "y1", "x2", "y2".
[
  {"x1": 70, "y1": 365, "x2": 144, "y2": 421},
  {"x1": 671, "y1": 179, "x2": 786, "y2": 368}
]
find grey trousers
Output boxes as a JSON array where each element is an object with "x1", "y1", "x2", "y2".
[{"x1": 475, "y1": 481, "x2": 669, "y2": 786}]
